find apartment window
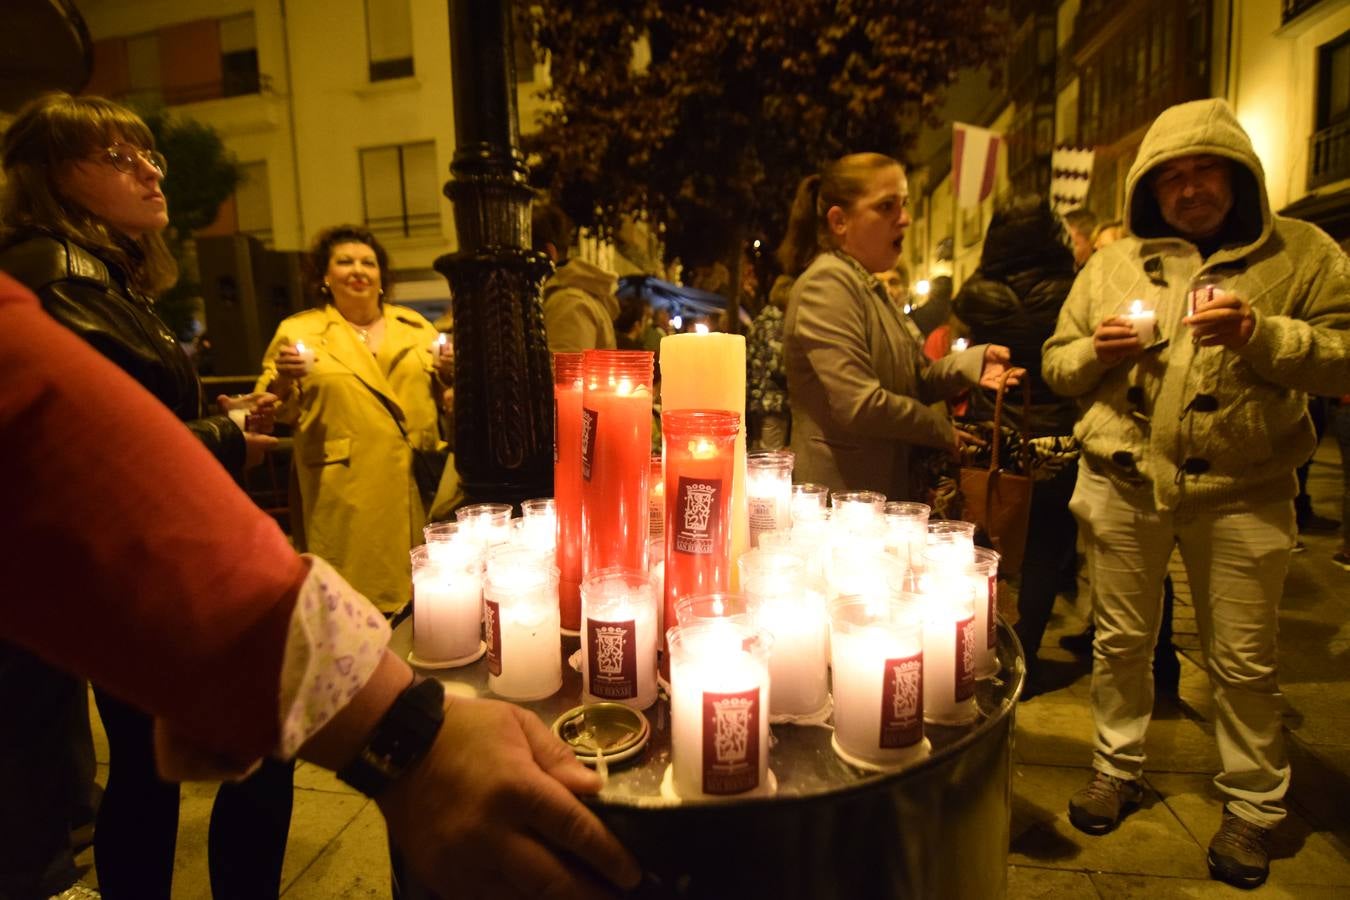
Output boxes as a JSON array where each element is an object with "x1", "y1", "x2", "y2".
[
  {"x1": 360, "y1": 142, "x2": 440, "y2": 239},
  {"x1": 1310, "y1": 31, "x2": 1350, "y2": 189},
  {"x1": 237, "y1": 162, "x2": 273, "y2": 246},
  {"x1": 367, "y1": 0, "x2": 414, "y2": 81},
  {"x1": 221, "y1": 14, "x2": 260, "y2": 97},
  {"x1": 125, "y1": 32, "x2": 163, "y2": 108}
]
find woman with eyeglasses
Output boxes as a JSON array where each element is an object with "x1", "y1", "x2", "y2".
[{"x1": 0, "y1": 92, "x2": 292, "y2": 900}]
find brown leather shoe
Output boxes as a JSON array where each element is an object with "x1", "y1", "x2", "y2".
[
  {"x1": 1067, "y1": 771, "x2": 1143, "y2": 835},
  {"x1": 1207, "y1": 809, "x2": 1272, "y2": 889}
]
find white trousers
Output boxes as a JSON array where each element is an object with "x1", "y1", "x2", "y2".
[{"x1": 1069, "y1": 465, "x2": 1293, "y2": 828}]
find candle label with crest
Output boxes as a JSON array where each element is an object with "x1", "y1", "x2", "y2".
[
  {"x1": 985, "y1": 573, "x2": 997, "y2": 651},
  {"x1": 580, "y1": 407, "x2": 598, "y2": 482},
  {"x1": 702, "y1": 688, "x2": 760, "y2": 794},
  {"x1": 880, "y1": 654, "x2": 924, "y2": 748},
  {"x1": 484, "y1": 599, "x2": 502, "y2": 676},
  {"x1": 585, "y1": 618, "x2": 638, "y2": 699},
  {"x1": 674, "y1": 477, "x2": 723, "y2": 556},
  {"x1": 956, "y1": 615, "x2": 976, "y2": 701},
  {"x1": 748, "y1": 497, "x2": 778, "y2": 545}
]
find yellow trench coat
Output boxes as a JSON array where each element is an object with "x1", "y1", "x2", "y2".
[{"x1": 257, "y1": 303, "x2": 451, "y2": 612}]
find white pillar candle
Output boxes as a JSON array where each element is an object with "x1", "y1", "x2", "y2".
[
  {"x1": 921, "y1": 574, "x2": 979, "y2": 725},
  {"x1": 746, "y1": 451, "x2": 794, "y2": 548},
  {"x1": 668, "y1": 623, "x2": 773, "y2": 799},
  {"x1": 740, "y1": 550, "x2": 829, "y2": 719},
  {"x1": 1125, "y1": 298, "x2": 1156, "y2": 345},
  {"x1": 659, "y1": 333, "x2": 748, "y2": 587},
  {"x1": 972, "y1": 547, "x2": 1001, "y2": 678},
  {"x1": 827, "y1": 539, "x2": 893, "y2": 602},
  {"x1": 293, "y1": 340, "x2": 316, "y2": 373},
  {"x1": 580, "y1": 567, "x2": 658, "y2": 710},
  {"x1": 483, "y1": 549, "x2": 561, "y2": 701},
  {"x1": 410, "y1": 545, "x2": 483, "y2": 665},
  {"x1": 830, "y1": 595, "x2": 928, "y2": 769}
]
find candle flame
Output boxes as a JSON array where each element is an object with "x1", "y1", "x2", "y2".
[
  {"x1": 952, "y1": 337, "x2": 968, "y2": 352},
  {"x1": 694, "y1": 323, "x2": 710, "y2": 335},
  {"x1": 294, "y1": 340, "x2": 307, "y2": 354},
  {"x1": 1130, "y1": 299, "x2": 1145, "y2": 316},
  {"x1": 437, "y1": 333, "x2": 448, "y2": 345},
  {"x1": 712, "y1": 597, "x2": 724, "y2": 617},
  {"x1": 692, "y1": 438, "x2": 717, "y2": 459}
]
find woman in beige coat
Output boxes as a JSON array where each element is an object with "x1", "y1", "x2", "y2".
[
  {"x1": 783, "y1": 153, "x2": 1014, "y2": 499},
  {"x1": 258, "y1": 225, "x2": 454, "y2": 612}
]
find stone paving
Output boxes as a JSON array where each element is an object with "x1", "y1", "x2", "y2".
[{"x1": 68, "y1": 441, "x2": 1349, "y2": 898}]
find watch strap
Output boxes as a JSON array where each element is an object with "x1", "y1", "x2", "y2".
[{"x1": 336, "y1": 676, "x2": 446, "y2": 797}]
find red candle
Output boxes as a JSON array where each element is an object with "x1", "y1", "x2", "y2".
[
  {"x1": 661, "y1": 409, "x2": 740, "y2": 680},
  {"x1": 581, "y1": 350, "x2": 654, "y2": 579},
  {"x1": 553, "y1": 353, "x2": 585, "y2": 631}
]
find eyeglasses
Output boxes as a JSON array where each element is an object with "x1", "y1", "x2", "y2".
[{"x1": 95, "y1": 143, "x2": 168, "y2": 178}]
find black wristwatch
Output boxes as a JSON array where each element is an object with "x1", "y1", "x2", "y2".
[{"x1": 336, "y1": 676, "x2": 446, "y2": 798}]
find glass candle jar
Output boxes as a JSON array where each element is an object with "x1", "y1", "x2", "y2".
[{"x1": 553, "y1": 352, "x2": 586, "y2": 630}]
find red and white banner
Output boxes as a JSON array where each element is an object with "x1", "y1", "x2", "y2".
[{"x1": 953, "y1": 122, "x2": 1001, "y2": 210}]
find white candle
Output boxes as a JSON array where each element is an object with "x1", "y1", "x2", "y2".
[
  {"x1": 411, "y1": 548, "x2": 483, "y2": 664},
  {"x1": 424, "y1": 520, "x2": 483, "y2": 566},
  {"x1": 1126, "y1": 299, "x2": 1156, "y2": 345},
  {"x1": 747, "y1": 451, "x2": 794, "y2": 548},
  {"x1": 884, "y1": 501, "x2": 930, "y2": 572},
  {"x1": 457, "y1": 503, "x2": 514, "y2": 547},
  {"x1": 972, "y1": 547, "x2": 1000, "y2": 679},
  {"x1": 668, "y1": 623, "x2": 773, "y2": 799},
  {"x1": 790, "y1": 482, "x2": 830, "y2": 524},
  {"x1": 740, "y1": 550, "x2": 829, "y2": 719},
  {"x1": 921, "y1": 575, "x2": 979, "y2": 725},
  {"x1": 830, "y1": 597, "x2": 927, "y2": 768},
  {"x1": 831, "y1": 490, "x2": 886, "y2": 535},
  {"x1": 659, "y1": 333, "x2": 748, "y2": 587},
  {"x1": 483, "y1": 551, "x2": 561, "y2": 700},
  {"x1": 293, "y1": 340, "x2": 316, "y2": 373},
  {"x1": 580, "y1": 568, "x2": 658, "y2": 709},
  {"x1": 518, "y1": 498, "x2": 557, "y2": 555}
]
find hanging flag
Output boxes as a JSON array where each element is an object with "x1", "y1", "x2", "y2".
[
  {"x1": 1051, "y1": 145, "x2": 1095, "y2": 212},
  {"x1": 953, "y1": 122, "x2": 1001, "y2": 210}
]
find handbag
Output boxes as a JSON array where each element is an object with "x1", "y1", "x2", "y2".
[{"x1": 958, "y1": 368, "x2": 1033, "y2": 577}]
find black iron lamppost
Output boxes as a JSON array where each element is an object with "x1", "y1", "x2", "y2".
[{"x1": 435, "y1": 0, "x2": 553, "y2": 507}]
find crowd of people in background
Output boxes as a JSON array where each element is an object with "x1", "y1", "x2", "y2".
[{"x1": 2, "y1": 86, "x2": 1348, "y2": 899}]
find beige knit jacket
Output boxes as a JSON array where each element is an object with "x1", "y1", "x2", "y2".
[{"x1": 1043, "y1": 99, "x2": 1350, "y2": 514}]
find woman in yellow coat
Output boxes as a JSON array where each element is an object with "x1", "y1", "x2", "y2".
[{"x1": 258, "y1": 225, "x2": 455, "y2": 612}]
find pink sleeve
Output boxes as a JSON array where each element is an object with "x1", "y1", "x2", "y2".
[{"x1": 0, "y1": 274, "x2": 305, "y2": 762}]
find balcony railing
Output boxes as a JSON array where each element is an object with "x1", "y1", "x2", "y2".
[
  {"x1": 118, "y1": 72, "x2": 271, "y2": 108},
  {"x1": 1282, "y1": 0, "x2": 1327, "y2": 26},
  {"x1": 1309, "y1": 121, "x2": 1350, "y2": 190},
  {"x1": 365, "y1": 212, "x2": 441, "y2": 241}
]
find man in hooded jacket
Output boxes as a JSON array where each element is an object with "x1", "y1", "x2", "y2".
[{"x1": 1043, "y1": 98, "x2": 1350, "y2": 888}]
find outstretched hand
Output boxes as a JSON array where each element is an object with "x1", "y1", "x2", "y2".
[
  {"x1": 377, "y1": 695, "x2": 641, "y2": 900},
  {"x1": 977, "y1": 345, "x2": 1022, "y2": 389}
]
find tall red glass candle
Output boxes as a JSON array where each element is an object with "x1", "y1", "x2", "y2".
[
  {"x1": 661, "y1": 409, "x2": 740, "y2": 679},
  {"x1": 553, "y1": 353, "x2": 585, "y2": 631},
  {"x1": 581, "y1": 350, "x2": 654, "y2": 579}
]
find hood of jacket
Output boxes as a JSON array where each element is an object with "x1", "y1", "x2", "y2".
[
  {"x1": 545, "y1": 258, "x2": 620, "y2": 318},
  {"x1": 1124, "y1": 98, "x2": 1271, "y2": 253}
]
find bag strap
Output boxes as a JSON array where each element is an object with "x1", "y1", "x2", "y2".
[{"x1": 987, "y1": 367, "x2": 1030, "y2": 474}]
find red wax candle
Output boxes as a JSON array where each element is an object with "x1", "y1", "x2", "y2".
[
  {"x1": 581, "y1": 350, "x2": 654, "y2": 579},
  {"x1": 553, "y1": 353, "x2": 585, "y2": 631},
  {"x1": 661, "y1": 409, "x2": 740, "y2": 680}
]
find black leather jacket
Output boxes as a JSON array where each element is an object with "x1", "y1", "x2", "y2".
[{"x1": 0, "y1": 232, "x2": 244, "y2": 473}]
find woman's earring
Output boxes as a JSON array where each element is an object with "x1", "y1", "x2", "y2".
[
  {"x1": 320, "y1": 281, "x2": 331, "y2": 295},
  {"x1": 379, "y1": 289, "x2": 386, "y2": 301}
]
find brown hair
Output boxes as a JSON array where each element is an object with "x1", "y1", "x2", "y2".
[
  {"x1": 1, "y1": 92, "x2": 177, "y2": 295},
  {"x1": 305, "y1": 224, "x2": 394, "y2": 306},
  {"x1": 777, "y1": 153, "x2": 902, "y2": 276}
]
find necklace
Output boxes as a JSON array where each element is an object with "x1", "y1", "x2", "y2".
[{"x1": 343, "y1": 313, "x2": 381, "y2": 345}]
